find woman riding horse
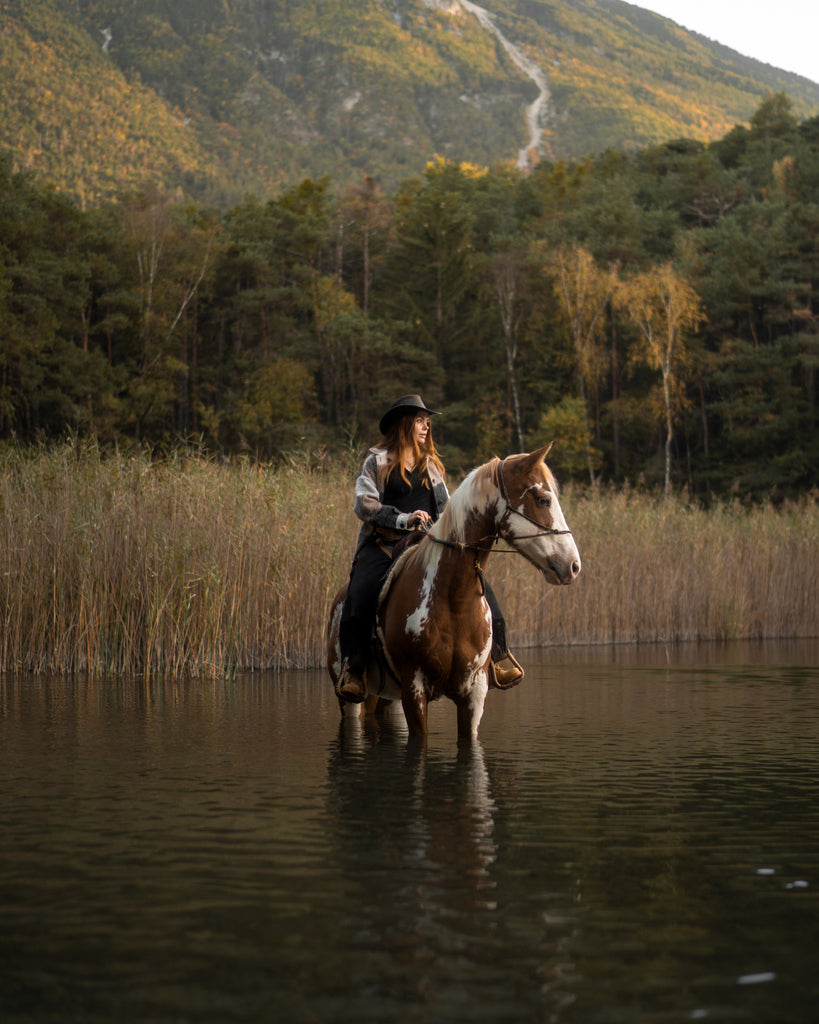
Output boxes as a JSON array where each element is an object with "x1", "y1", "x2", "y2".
[{"x1": 336, "y1": 394, "x2": 524, "y2": 702}]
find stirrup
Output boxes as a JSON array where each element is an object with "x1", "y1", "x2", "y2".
[
  {"x1": 336, "y1": 659, "x2": 367, "y2": 703},
  {"x1": 490, "y1": 651, "x2": 524, "y2": 690}
]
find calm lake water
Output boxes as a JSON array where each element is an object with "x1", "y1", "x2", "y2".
[{"x1": 1, "y1": 640, "x2": 817, "y2": 1024}]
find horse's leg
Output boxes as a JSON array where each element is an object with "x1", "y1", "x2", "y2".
[
  {"x1": 373, "y1": 697, "x2": 391, "y2": 718},
  {"x1": 401, "y1": 669, "x2": 429, "y2": 735},
  {"x1": 338, "y1": 697, "x2": 365, "y2": 718},
  {"x1": 455, "y1": 673, "x2": 489, "y2": 740}
]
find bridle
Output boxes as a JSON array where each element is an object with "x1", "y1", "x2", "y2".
[
  {"x1": 495, "y1": 456, "x2": 574, "y2": 540},
  {"x1": 419, "y1": 456, "x2": 573, "y2": 594},
  {"x1": 423, "y1": 455, "x2": 573, "y2": 555}
]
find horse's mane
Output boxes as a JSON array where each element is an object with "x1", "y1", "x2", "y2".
[
  {"x1": 433, "y1": 457, "x2": 501, "y2": 545},
  {"x1": 381, "y1": 463, "x2": 494, "y2": 594},
  {"x1": 542, "y1": 462, "x2": 560, "y2": 494},
  {"x1": 435, "y1": 452, "x2": 560, "y2": 545}
]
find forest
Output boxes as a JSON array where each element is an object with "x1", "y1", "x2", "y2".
[{"x1": 1, "y1": 92, "x2": 817, "y2": 500}]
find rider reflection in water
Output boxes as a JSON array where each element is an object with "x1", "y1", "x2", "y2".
[{"x1": 336, "y1": 394, "x2": 523, "y2": 703}]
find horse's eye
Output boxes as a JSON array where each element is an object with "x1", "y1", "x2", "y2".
[{"x1": 536, "y1": 494, "x2": 552, "y2": 508}]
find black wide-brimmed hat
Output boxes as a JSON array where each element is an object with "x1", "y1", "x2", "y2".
[{"x1": 379, "y1": 394, "x2": 438, "y2": 435}]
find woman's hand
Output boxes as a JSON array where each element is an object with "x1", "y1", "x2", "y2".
[{"x1": 408, "y1": 510, "x2": 432, "y2": 529}]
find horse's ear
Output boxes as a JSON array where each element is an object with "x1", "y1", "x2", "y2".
[{"x1": 526, "y1": 442, "x2": 554, "y2": 467}]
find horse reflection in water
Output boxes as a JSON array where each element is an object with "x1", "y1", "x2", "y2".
[
  {"x1": 327, "y1": 717, "x2": 504, "y2": 955},
  {"x1": 327, "y1": 446, "x2": 581, "y2": 740}
]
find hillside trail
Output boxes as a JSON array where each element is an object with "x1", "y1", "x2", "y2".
[{"x1": 459, "y1": 0, "x2": 551, "y2": 166}]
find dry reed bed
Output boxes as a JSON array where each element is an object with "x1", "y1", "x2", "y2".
[
  {"x1": 494, "y1": 487, "x2": 817, "y2": 647},
  {"x1": 0, "y1": 444, "x2": 815, "y2": 677},
  {"x1": 0, "y1": 444, "x2": 355, "y2": 676}
]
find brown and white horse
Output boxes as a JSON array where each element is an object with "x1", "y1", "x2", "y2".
[{"x1": 326, "y1": 445, "x2": 581, "y2": 740}]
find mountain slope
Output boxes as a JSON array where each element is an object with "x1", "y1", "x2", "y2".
[
  {"x1": 544, "y1": 0, "x2": 819, "y2": 155},
  {"x1": 1, "y1": 0, "x2": 216, "y2": 205},
  {"x1": 4, "y1": 0, "x2": 819, "y2": 206}
]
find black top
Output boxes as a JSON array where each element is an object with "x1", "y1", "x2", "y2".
[{"x1": 383, "y1": 466, "x2": 436, "y2": 521}]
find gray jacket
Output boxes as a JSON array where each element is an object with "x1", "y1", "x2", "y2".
[{"x1": 352, "y1": 446, "x2": 449, "y2": 554}]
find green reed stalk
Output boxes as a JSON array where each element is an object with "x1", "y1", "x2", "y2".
[{"x1": 0, "y1": 443, "x2": 816, "y2": 677}]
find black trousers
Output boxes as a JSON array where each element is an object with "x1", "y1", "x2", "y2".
[{"x1": 339, "y1": 538, "x2": 509, "y2": 670}]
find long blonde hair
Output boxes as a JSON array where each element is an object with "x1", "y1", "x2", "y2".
[{"x1": 382, "y1": 412, "x2": 445, "y2": 487}]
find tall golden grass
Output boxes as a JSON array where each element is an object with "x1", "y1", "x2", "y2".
[
  {"x1": 1, "y1": 442, "x2": 816, "y2": 677},
  {"x1": 495, "y1": 484, "x2": 818, "y2": 647}
]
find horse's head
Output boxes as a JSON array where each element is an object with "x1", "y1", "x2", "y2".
[{"x1": 496, "y1": 445, "x2": 581, "y2": 586}]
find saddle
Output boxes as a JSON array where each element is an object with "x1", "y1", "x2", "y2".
[
  {"x1": 390, "y1": 528, "x2": 426, "y2": 561},
  {"x1": 370, "y1": 524, "x2": 426, "y2": 560}
]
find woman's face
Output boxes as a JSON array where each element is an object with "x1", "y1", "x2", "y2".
[{"x1": 412, "y1": 414, "x2": 431, "y2": 449}]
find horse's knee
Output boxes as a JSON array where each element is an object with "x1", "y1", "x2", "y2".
[
  {"x1": 456, "y1": 707, "x2": 479, "y2": 739},
  {"x1": 402, "y1": 702, "x2": 428, "y2": 735},
  {"x1": 401, "y1": 671, "x2": 429, "y2": 734}
]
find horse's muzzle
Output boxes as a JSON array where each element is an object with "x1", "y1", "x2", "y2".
[{"x1": 544, "y1": 555, "x2": 581, "y2": 586}]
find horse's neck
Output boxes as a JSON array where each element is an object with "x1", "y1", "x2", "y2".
[
  {"x1": 428, "y1": 463, "x2": 502, "y2": 564},
  {"x1": 461, "y1": 508, "x2": 497, "y2": 555},
  {"x1": 436, "y1": 497, "x2": 498, "y2": 561}
]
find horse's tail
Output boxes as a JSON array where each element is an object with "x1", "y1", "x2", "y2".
[{"x1": 326, "y1": 583, "x2": 348, "y2": 686}]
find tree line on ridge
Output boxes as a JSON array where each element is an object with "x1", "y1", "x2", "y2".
[{"x1": 1, "y1": 93, "x2": 817, "y2": 500}]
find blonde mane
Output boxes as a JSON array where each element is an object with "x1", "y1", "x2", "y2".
[{"x1": 433, "y1": 458, "x2": 500, "y2": 545}]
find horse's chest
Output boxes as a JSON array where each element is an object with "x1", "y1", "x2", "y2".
[
  {"x1": 404, "y1": 585, "x2": 492, "y2": 689},
  {"x1": 404, "y1": 577, "x2": 488, "y2": 641}
]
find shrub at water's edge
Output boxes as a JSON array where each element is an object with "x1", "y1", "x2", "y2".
[{"x1": 1, "y1": 444, "x2": 816, "y2": 677}]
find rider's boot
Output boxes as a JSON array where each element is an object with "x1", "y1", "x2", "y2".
[
  {"x1": 337, "y1": 615, "x2": 370, "y2": 703},
  {"x1": 490, "y1": 651, "x2": 524, "y2": 690},
  {"x1": 337, "y1": 655, "x2": 367, "y2": 703}
]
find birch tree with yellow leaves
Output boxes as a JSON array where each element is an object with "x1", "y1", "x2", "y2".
[
  {"x1": 617, "y1": 263, "x2": 704, "y2": 494},
  {"x1": 552, "y1": 244, "x2": 617, "y2": 485}
]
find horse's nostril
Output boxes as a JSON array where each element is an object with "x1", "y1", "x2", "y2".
[{"x1": 571, "y1": 560, "x2": 581, "y2": 578}]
